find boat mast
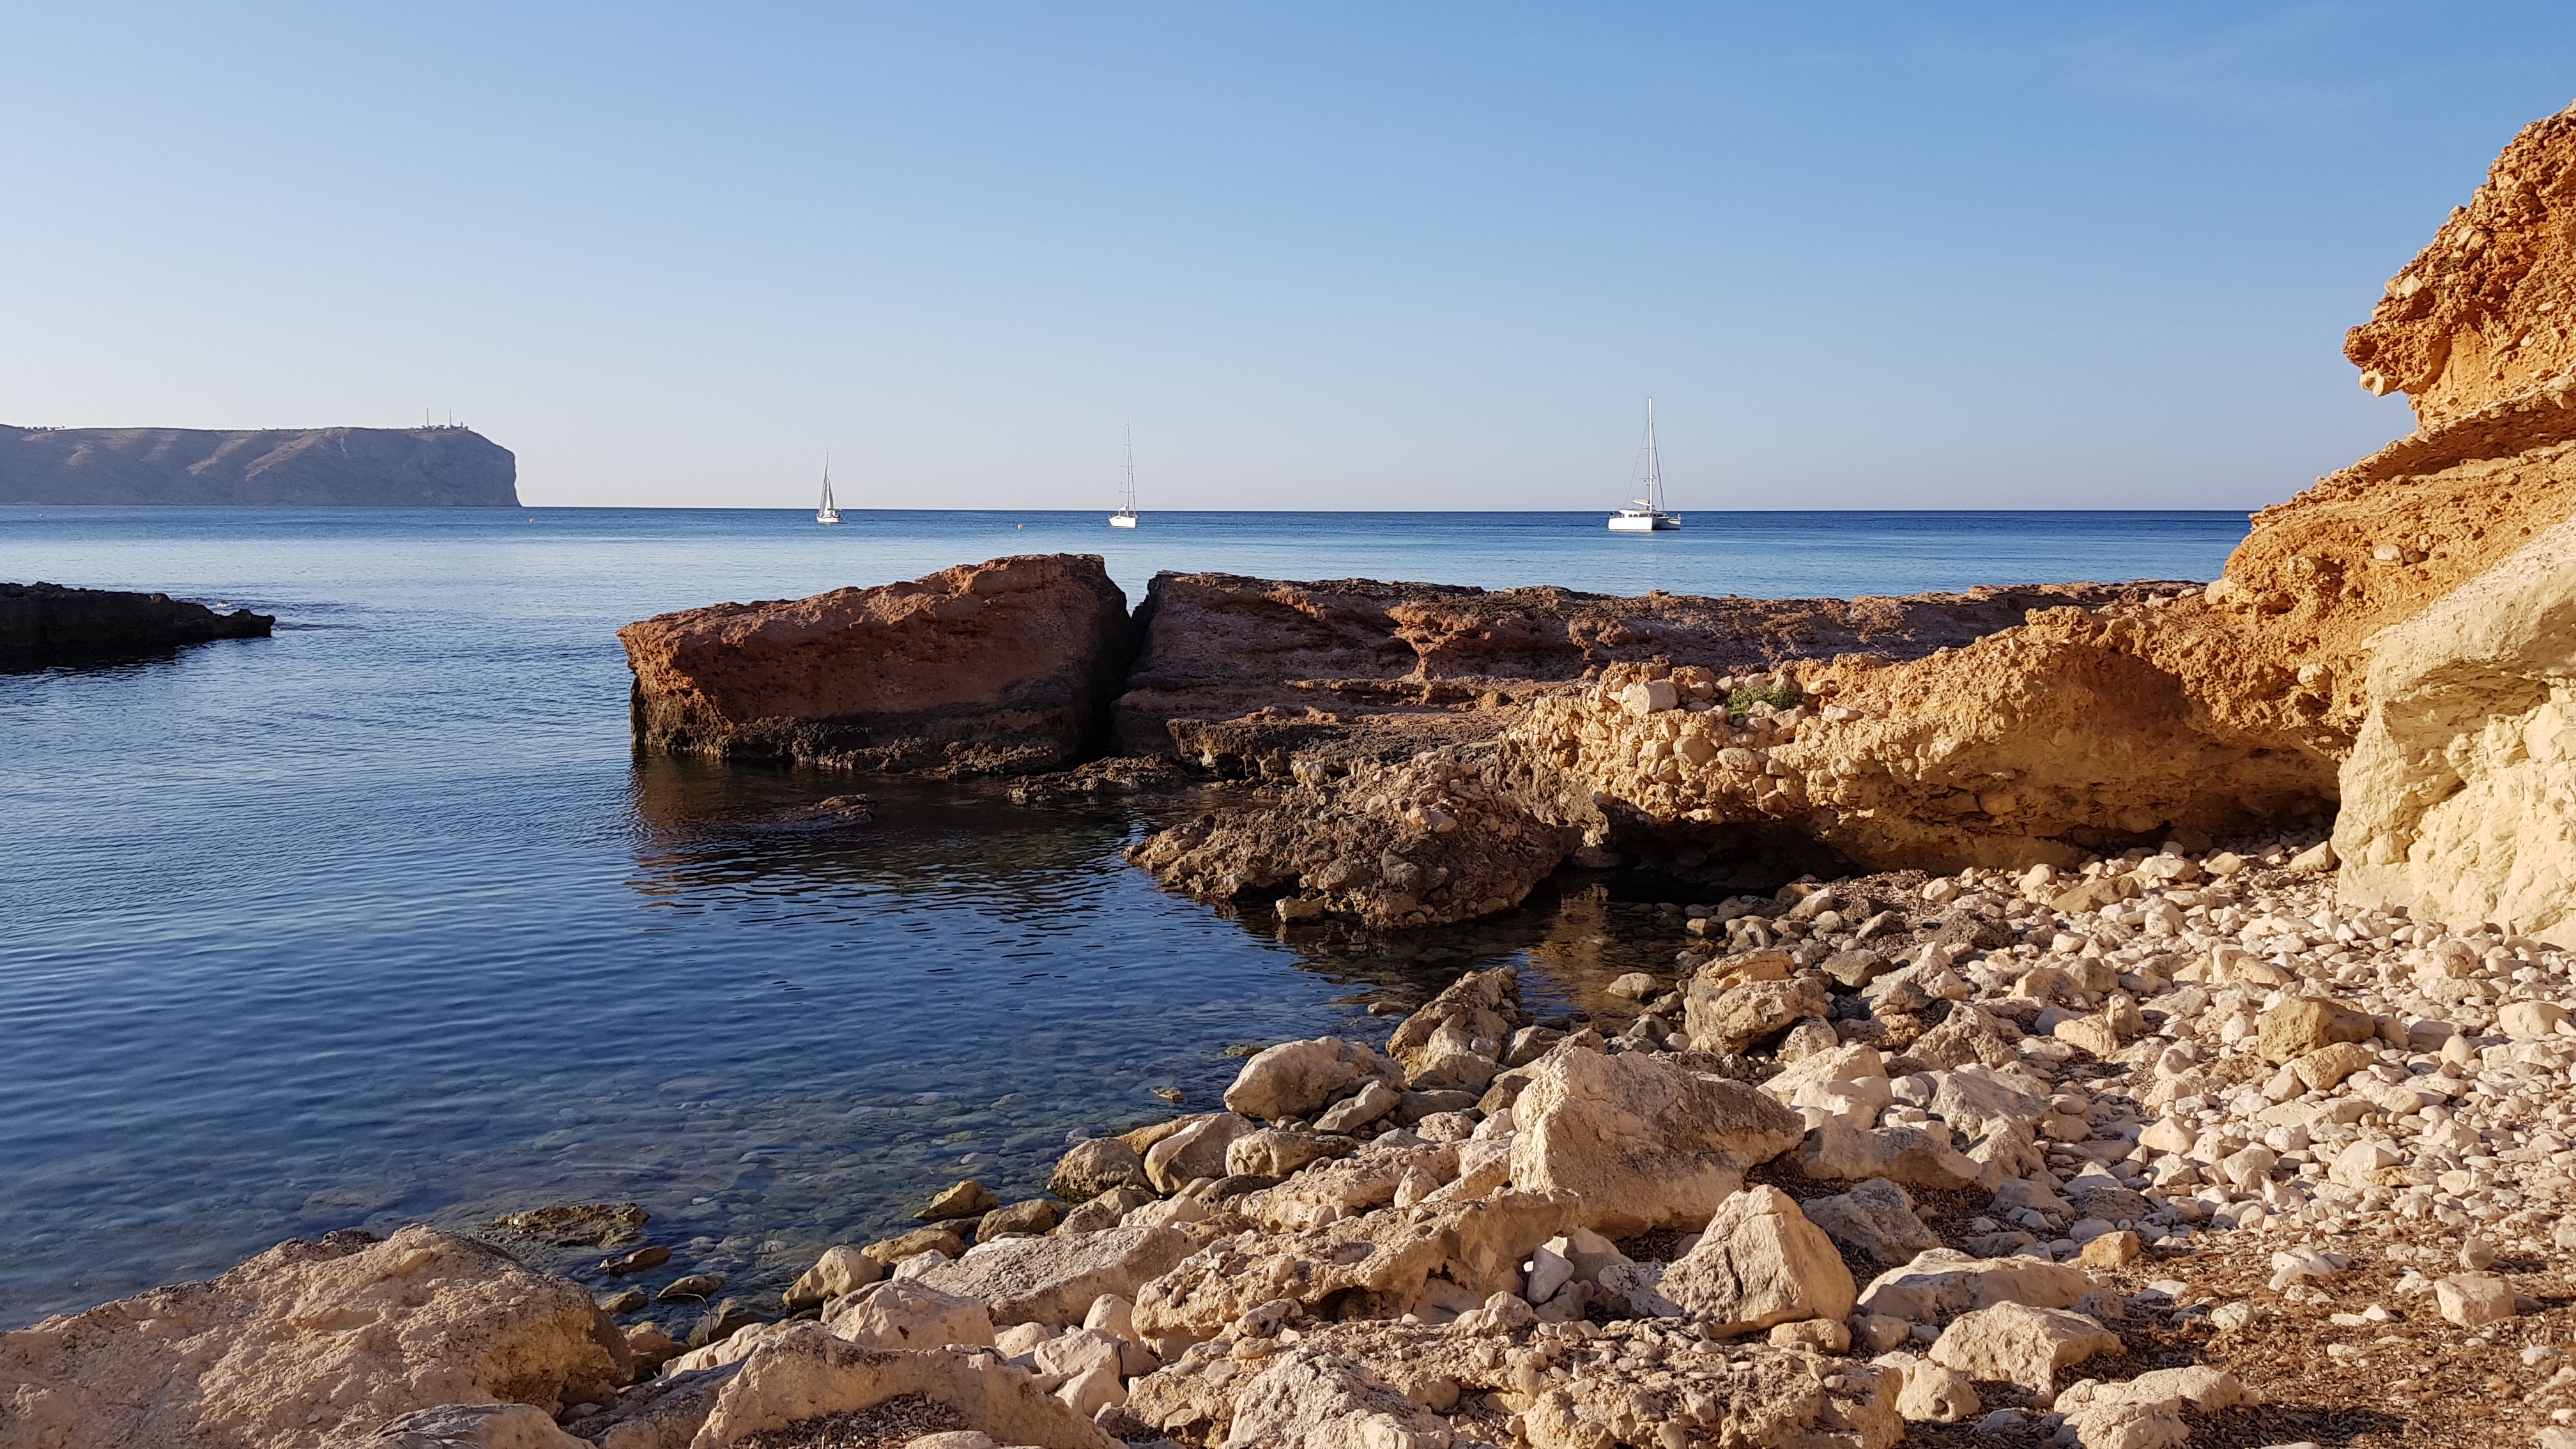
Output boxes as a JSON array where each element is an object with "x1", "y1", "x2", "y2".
[
  {"x1": 1123, "y1": 422, "x2": 1135, "y2": 512},
  {"x1": 1643, "y1": 398, "x2": 1662, "y2": 513}
]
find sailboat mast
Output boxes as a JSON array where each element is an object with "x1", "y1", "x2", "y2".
[
  {"x1": 1124, "y1": 422, "x2": 1135, "y2": 511},
  {"x1": 1644, "y1": 398, "x2": 1662, "y2": 512}
]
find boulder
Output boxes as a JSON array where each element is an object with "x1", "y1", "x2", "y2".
[
  {"x1": 975, "y1": 1200, "x2": 1059, "y2": 1242},
  {"x1": 1132, "y1": 1190, "x2": 1575, "y2": 1338},
  {"x1": 2502, "y1": 1000, "x2": 2575, "y2": 1039},
  {"x1": 783, "y1": 1245, "x2": 885, "y2": 1311},
  {"x1": 2290, "y1": 1040, "x2": 2377, "y2": 1092},
  {"x1": 1224, "y1": 1038, "x2": 1383, "y2": 1121},
  {"x1": 862, "y1": 1225, "x2": 968, "y2": 1268},
  {"x1": 1049, "y1": 1138, "x2": 1152, "y2": 1202},
  {"x1": 820, "y1": 1280, "x2": 995, "y2": 1351},
  {"x1": 1226, "y1": 1129, "x2": 1359, "y2": 1178},
  {"x1": 2257, "y1": 997, "x2": 2376, "y2": 1064},
  {"x1": 2064, "y1": 1400, "x2": 2186, "y2": 1449},
  {"x1": 546, "y1": 1361, "x2": 739, "y2": 1449},
  {"x1": 1926, "y1": 1303, "x2": 2122, "y2": 1405},
  {"x1": 908, "y1": 1227, "x2": 1197, "y2": 1328},
  {"x1": 1381, "y1": 972, "x2": 1529, "y2": 1089},
  {"x1": 1144, "y1": 1113, "x2": 1258, "y2": 1192},
  {"x1": 0, "y1": 1227, "x2": 627, "y2": 1449},
  {"x1": 1242, "y1": 1142, "x2": 1460, "y2": 1230},
  {"x1": 1682, "y1": 974, "x2": 1830, "y2": 1055},
  {"x1": 1508, "y1": 1046, "x2": 1803, "y2": 1236},
  {"x1": 1854, "y1": 1248, "x2": 2098, "y2": 1324},
  {"x1": 1798, "y1": 1123, "x2": 1981, "y2": 1190},
  {"x1": 917, "y1": 1179, "x2": 999, "y2": 1222},
  {"x1": 1802, "y1": 1177, "x2": 1944, "y2": 1268},
  {"x1": 1911, "y1": 1002, "x2": 2024, "y2": 1070},
  {"x1": 687, "y1": 1327, "x2": 1117, "y2": 1448},
  {"x1": 1653, "y1": 1186, "x2": 1855, "y2": 1334},
  {"x1": 1516, "y1": 1343, "x2": 1901, "y2": 1449},
  {"x1": 320, "y1": 1403, "x2": 588, "y2": 1448},
  {"x1": 2436, "y1": 1271, "x2": 2518, "y2": 1328},
  {"x1": 1895, "y1": 1365, "x2": 1981, "y2": 1424},
  {"x1": 1217, "y1": 1344, "x2": 1462, "y2": 1449},
  {"x1": 617, "y1": 553, "x2": 1135, "y2": 775},
  {"x1": 1314, "y1": 1081, "x2": 1401, "y2": 1135}
]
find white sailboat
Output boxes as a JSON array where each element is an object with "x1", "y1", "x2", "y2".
[
  {"x1": 1607, "y1": 397, "x2": 1680, "y2": 532},
  {"x1": 816, "y1": 456, "x2": 841, "y2": 525},
  {"x1": 1109, "y1": 424, "x2": 1139, "y2": 528}
]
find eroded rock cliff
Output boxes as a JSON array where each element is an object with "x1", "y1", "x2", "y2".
[
  {"x1": 618, "y1": 554, "x2": 1135, "y2": 776},
  {"x1": 0, "y1": 425, "x2": 517, "y2": 507}
]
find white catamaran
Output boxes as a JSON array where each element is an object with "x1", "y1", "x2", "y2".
[
  {"x1": 1607, "y1": 397, "x2": 1680, "y2": 532},
  {"x1": 816, "y1": 457, "x2": 841, "y2": 525},
  {"x1": 1109, "y1": 424, "x2": 1139, "y2": 528}
]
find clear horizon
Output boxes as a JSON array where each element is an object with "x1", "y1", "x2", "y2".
[{"x1": 8, "y1": 3, "x2": 2572, "y2": 511}]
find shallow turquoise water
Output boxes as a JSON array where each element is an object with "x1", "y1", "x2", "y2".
[{"x1": 0, "y1": 507, "x2": 2244, "y2": 1324}]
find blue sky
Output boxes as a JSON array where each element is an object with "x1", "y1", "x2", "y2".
[{"x1": 2, "y1": 3, "x2": 2568, "y2": 510}]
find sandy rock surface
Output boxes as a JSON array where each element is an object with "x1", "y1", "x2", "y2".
[{"x1": 0, "y1": 1225, "x2": 627, "y2": 1449}]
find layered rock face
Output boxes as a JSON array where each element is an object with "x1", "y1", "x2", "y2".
[
  {"x1": 0, "y1": 425, "x2": 517, "y2": 507},
  {"x1": 2336, "y1": 514, "x2": 2576, "y2": 944},
  {"x1": 618, "y1": 555, "x2": 1135, "y2": 776},
  {"x1": 1, "y1": 580, "x2": 273, "y2": 656}
]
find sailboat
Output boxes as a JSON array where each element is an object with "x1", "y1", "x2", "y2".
[
  {"x1": 1607, "y1": 397, "x2": 1681, "y2": 532},
  {"x1": 1109, "y1": 424, "x2": 1139, "y2": 528},
  {"x1": 816, "y1": 456, "x2": 841, "y2": 525}
]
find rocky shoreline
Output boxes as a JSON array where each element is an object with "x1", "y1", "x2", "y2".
[
  {"x1": 15, "y1": 836, "x2": 2576, "y2": 1448},
  {"x1": 0, "y1": 579, "x2": 273, "y2": 658},
  {"x1": 19, "y1": 84, "x2": 2576, "y2": 1449}
]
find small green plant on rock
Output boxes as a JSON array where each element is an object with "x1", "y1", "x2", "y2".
[{"x1": 1725, "y1": 682, "x2": 1802, "y2": 712}]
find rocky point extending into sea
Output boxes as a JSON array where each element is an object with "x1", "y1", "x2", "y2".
[{"x1": 19, "y1": 95, "x2": 2576, "y2": 1449}]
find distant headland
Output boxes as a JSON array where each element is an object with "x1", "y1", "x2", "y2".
[{"x1": 0, "y1": 424, "x2": 518, "y2": 507}]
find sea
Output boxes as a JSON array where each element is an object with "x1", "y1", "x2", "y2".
[{"x1": 0, "y1": 507, "x2": 2248, "y2": 1327}]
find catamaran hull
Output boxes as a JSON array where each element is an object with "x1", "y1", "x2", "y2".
[
  {"x1": 1608, "y1": 515, "x2": 1679, "y2": 532},
  {"x1": 1108, "y1": 515, "x2": 1138, "y2": 528}
]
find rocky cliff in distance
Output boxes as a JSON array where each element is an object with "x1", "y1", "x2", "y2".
[{"x1": 0, "y1": 425, "x2": 518, "y2": 506}]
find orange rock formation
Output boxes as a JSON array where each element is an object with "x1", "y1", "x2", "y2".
[{"x1": 618, "y1": 553, "x2": 1134, "y2": 776}]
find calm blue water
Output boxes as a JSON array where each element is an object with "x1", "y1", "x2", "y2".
[{"x1": 0, "y1": 507, "x2": 2245, "y2": 1326}]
